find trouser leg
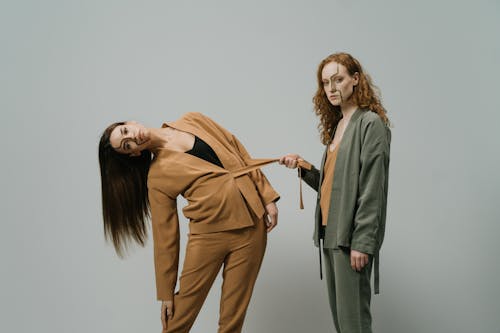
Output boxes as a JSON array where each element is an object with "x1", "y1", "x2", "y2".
[
  {"x1": 165, "y1": 233, "x2": 227, "y2": 333},
  {"x1": 218, "y1": 217, "x2": 267, "y2": 333},
  {"x1": 323, "y1": 248, "x2": 341, "y2": 333},
  {"x1": 323, "y1": 247, "x2": 373, "y2": 333}
]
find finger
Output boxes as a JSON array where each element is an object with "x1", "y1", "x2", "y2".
[
  {"x1": 357, "y1": 257, "x2": 363, "y2": 271},
  {"x1": 268, "y1": 213, "x2": 278, "y2": 232},
  {"x1": 266, "y1": 215, "x2": 275, "y2": 232},
  {"x1": 167, "y1": 304, "x2": 174, "y2": 320},
  {"x1": 350, "y1": 254, "x2": 356, "y2": 270},
  {"x1": 363, "y1": 255, "x2": 368, "y2": 267},
  {"x1": 161, "y1": 308, "x2": 167, "y2": 330},
  {"x1": 270, "y1": 217, "x2": 277, "y2": 232},
  {"x1": 265, "y1": 215, "x2": 272, "y2": 228}
]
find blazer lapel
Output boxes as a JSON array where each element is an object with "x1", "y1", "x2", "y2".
[{"x1": 164, "y1": 117, "x2": 229, "y2": 170}]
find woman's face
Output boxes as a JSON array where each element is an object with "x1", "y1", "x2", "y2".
[
  {"x1": 109, "y1": 122, "x2": 150, "y2": 156},
  {"x1": 321, "y1": 61, "x2": 359, "y2": 106}
]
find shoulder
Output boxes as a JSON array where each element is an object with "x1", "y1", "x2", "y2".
[
  {"x1": 181, "y1": 112, "x2": 218, "y2": 127},
  {"x1": 359, "y1": 110, "x2": 385, "y2": 124},
  {"x1": 359, "y1": 110, "x2": 389, "y2": 132},
  {"x1": 357, "y1": 110, "x2": 391, "y2": 146},
  {"x1": 183, "y1": 112, "x2": 207, "y2": 121}
]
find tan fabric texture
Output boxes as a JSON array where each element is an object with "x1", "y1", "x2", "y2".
[
  {"x1": 320, "y1": 145, "x2": 340, "y2": 226},
  {"x1": 163, "y1": 215, "x2": 267, "y2": 333},
  {"x1": 147, "y1": 112, "x2": 280, "y2": 301}
]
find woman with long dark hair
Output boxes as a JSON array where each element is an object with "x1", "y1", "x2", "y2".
[
  {"x1": 280, "y1": 52, "x2": 391, "y2": 333},
  {"x1": 98, "y1": 112, "x2": 279, "y2": 333}
]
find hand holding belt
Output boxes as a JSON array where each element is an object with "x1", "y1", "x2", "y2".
[{"x1": 231, "y1": 158, "x2": 312, "y2": 209}]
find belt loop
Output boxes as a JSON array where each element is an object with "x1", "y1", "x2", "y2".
[
  {"x1": 319, "y1": 238, "x2": 323, "y2": 280},
  {"x1": 298, "y1": 166, "x2": 304, "y2": 209},
  {"x1": 374, "y1": 251, "x2": 380, "y2": 294}
]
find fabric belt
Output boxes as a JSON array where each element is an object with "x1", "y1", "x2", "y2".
[
  {"x1": 297, "y1": 160, "x2": 312, "y2": 209},
  {"x1": 230, "y1": 158, "x2": 279, "y2": 178},
  {"x1": 231, "y1": 158, "x2": 310, "y2": 210}
]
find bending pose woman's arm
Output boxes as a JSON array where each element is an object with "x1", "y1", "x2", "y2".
[{"x1": 148, "y1": 186, "x2": 180, "y2": 323}]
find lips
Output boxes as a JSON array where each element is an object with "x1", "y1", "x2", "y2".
[
  {"x1": 134, "y1": 131, "x2": 144, "y2": 145},
  {"x1": 136, "y1": 129, "x2": 149, "y2": 145}
]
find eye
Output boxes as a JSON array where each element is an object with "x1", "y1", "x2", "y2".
[
  {"x1": 125, "y1": 142, "x2": 131, "y2": 150},
  {"x1": 322, "y1": 81, "x2": 328, "y2": 86},
  {"x1": 335, "y1": 78, "x2": 343, "y2": 83}
]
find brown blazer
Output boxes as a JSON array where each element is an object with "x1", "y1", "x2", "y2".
[{"x1": 147, "y1": 112, "x2": 280, "y2": 300}]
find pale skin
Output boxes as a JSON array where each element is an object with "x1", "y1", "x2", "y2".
[
  {"x1": 109, "y1": 122, "x2": 278, "y2": 331},
  {"x1": 279, "y1": 61, "x2": 369, "y2": 272}
]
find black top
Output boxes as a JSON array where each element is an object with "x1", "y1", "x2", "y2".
[{"x1": 186, "y1": 136, "x2": 224, "y2": 168}]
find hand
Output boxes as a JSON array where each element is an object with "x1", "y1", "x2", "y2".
[
  {"x1": 350, "y1": 249, "x2": 369, "y2": 272},
  {"x1": 161, "y1": 300, "x2": 174, "y2": 331},
  {"x1": 279, "y1": 154, "x2": 303, "y2": 169},
  {"x1": 264, "y1": 202, "x2": 278, "y2": 232}
]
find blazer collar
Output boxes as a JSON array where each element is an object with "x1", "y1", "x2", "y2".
[
  {"x1": 161, "y1": 118, "x2": 227, "y2": 170},
  {"x1": 162, "y1": 117, "x2": 219, "y2": 152}
]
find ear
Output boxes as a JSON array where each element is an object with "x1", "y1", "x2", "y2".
[{"x1": 353, "y1": 72, "x2": 360, "y2": 86}]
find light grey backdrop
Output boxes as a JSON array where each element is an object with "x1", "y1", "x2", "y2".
[{"x1": 1, "y1": 0, "x2": 499, "y2": 332}]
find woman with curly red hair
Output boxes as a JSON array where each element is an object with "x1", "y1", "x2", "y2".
[{"x1": 280, "y1": 52, "x2": 391, "y2": 333}]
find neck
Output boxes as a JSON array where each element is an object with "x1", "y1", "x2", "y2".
[
  {"x1": 145, "y1": 127, "x2": 172, "y2": 153},
  {"x1": 340, "y1": 102, "x2": 358, "y2": 120}
]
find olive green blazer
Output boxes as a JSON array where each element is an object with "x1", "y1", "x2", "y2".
[{"x1": 302, "y1": 109, "x2": 391, "y2": 255}]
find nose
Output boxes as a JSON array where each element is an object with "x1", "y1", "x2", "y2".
[{"x1": 329, "y1": 80, "x2": 336, "y2": 92}]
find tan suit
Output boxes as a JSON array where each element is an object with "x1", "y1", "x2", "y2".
[{"x1": 147, "y1": 112, "x2": 279, "y2": 332}]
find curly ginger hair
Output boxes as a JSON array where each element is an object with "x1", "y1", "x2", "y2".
[{"x1": 312, "y1": 52, "x2": 389, "y2": 145}]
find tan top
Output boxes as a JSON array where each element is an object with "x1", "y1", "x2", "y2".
[
  {"x1": 320, "y1": 144, "x2": 340, "y2": 226},
  {"x1": 147, "y1": 112, "x2": 280, "y2": 301}
]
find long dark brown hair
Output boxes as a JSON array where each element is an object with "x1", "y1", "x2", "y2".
[
  {"x1": 98, "y1": 122, "x2": 152, "y2": 257},
  {"x1": 312, "y1": 52, "x2": 389, "y2": 145}
]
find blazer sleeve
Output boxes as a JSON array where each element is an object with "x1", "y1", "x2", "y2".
[
  {"x1": 300, "y1": 165, "x2": 320, "y2": 192},
  {"x1": 196, "y1": 112, "x2": 280, "y2": 205},
  {"x1": 351, "y1": 118, "x2": 391, "y2": 255},
  {"x1": 148, "y1": 185, "x2": 180, "y2": 301}
]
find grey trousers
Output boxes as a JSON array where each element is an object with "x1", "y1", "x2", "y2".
[{"x1": 323, "y1": 247, "x2": 373, "y2": 333}]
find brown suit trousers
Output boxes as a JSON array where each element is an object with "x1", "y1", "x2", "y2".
[{"x1": 163, "y1": 215, "x2": 267, "y2": 333}]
